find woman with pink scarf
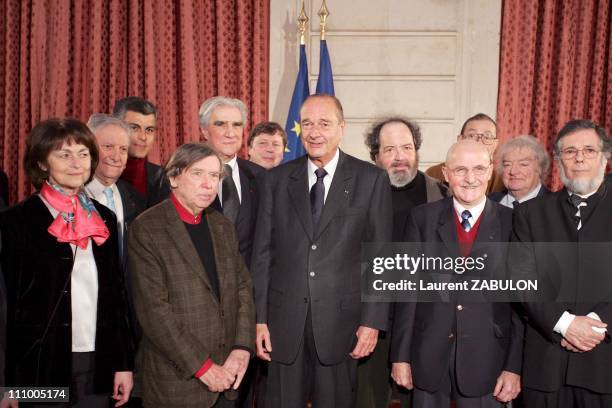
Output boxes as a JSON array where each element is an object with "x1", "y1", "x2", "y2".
[{"x1": 0, "y1": 119, "x2": 133, "y2": 408}]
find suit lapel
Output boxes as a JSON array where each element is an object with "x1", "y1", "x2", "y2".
[
  {"x1": 162, "y1": 201, "x2": 217, "y2": 299},
  {"x1": 288, "y1": 157, "x2": 314, "y2": 239},
  {"x1": 474, "y1": 199, "x2": 499, "y2": 244},
  {"x1": 314, "y1": 151, "x2": 351, "y2": 239},
  {"x1": 205, "y1": 209, "x2": 228, "y2": 302},
  {"x1": 437, "y1": 199, "x2": 459, "y2": 256}
]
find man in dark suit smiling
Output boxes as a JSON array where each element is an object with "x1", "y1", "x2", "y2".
[{"x1": 252, "y1": 94, "x2": 393, "y2": 407}]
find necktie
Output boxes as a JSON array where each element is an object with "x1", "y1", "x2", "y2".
[
  {"x1": 461, "y1": 210, "x2": 472, "y2": 232},
  {"x1": 568, "y1": 194, "x2": 587, "y2": 230},
  {"x1": 512, "y1": 200, "x2": 519, "y2": 209},
  {"x1": 310, "y1": 168, "x2": 328, "y2": 225},
  {"x1": 103, "y1": 187, "x2": 116, "y2": 213},
  {"x1": 222, "y1": 164, "x2": 240, "y2": 223}
]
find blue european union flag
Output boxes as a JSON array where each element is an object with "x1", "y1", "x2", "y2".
[
  {"x1": 283, "y1": 44, "x2": 310, "y2": 163},
  {"x1": 316, "y1": 39, "x2": 334, "y2": 95}
]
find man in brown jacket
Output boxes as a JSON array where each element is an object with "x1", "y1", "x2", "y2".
[{"x1": 129, "y1": 143, "x2": 255, "y2": 407}]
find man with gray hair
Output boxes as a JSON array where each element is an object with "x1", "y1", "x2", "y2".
[
  {"x1": 198, "y1": 96, "x2": 264, "y2": 268},
  {"x1": 84, "y1": 114, "x2": 146, "y2": 356},
  {"x1": 85, "y1": 113, "x2": 145, "y2": 262},
  {"x1": 510, "y1": 119, "x2": 612, "y2": 407},
  {"x1": 199, "y1": 96, "x2": 264, "y2": 407},
  {"x1": 490, "y1": 135, "x2": 550, "y2": 208}
]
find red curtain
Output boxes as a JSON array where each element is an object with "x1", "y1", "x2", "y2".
[
  {"x1": 496, "y1": 0, "x2": 611, "y2": 190},
  {"x1": 0, "y1": 0, "x2": 269, "y2": 203}
]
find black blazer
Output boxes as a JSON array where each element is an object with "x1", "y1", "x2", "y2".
[
  {"x1": 390, "y1": 198, "x2": 523, "y2": 397},
  {"x1": 0, "y1": 195, "x2": 134, "y2": 392},
  {"x1": 211, "y1": 157, "x2": 264, "y2": 268},
  {"x1": 489, "y1": 184, "x2": 550, "y2": 203},
  {"x1": 510, "y1": 183, "x2": 612, "y2": 393},
  {"x1": 145, "y1": 161, "x2": 170, "y2": 208},
  {"x1": 251, "y1": 151, "x2": 392, "y2": 365},
  {"x1": 116, "y1": 179, "x2": 146, "y2": 344}
]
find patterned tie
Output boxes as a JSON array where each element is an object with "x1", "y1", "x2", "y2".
[
  {"x1": 222, "y1": 164, "x2": 240, "y2": 224},
  {"x1": 103, "y1": 187, "x2": 116, "y2": 213},
  {"x1": 310, "y1": 168, "x2": 328, "y2": 225},
  {"x1": 568, "y1": 194, "x2": 587, "y2": 230},
  {"x1": 512, "y1": 200, "x2": 519, "y2": 209},
  {"x1": 461, "y1": 210, "x2": 472, "y2": 232}
]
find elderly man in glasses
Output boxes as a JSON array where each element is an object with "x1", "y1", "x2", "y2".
[
  {"x1": 391, "y1": 140, "x2": 523, "y2": 407},
  {"x1": 426, "y1": 113, "x2": 505, "y2": 194},
  {"x1": 510, "y1": 120, "x2": 612, "y2": 407}
]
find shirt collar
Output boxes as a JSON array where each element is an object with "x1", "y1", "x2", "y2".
[
  {"x1": 85, "y1": 176, "x2": 116, "y2": 197},
  {"x1": 453, "y1": 196, "x2": 487, "y2": 223},
  {"x1": 170, "y1": 192, "x2": 202, "y2": 224},
  {"x1": 225, "y1": 155, "x2": 238, "y2": 172},
  {"x1": 307, "y1": 148, "x2": 340, "y2": 180},
  {"x1": 502, "y1": 183, "x2": 542, "y2": 206}
]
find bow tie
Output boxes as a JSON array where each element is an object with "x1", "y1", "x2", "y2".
[{"x1": 568, "y1": 194, "x2": 587, "y2": 208}]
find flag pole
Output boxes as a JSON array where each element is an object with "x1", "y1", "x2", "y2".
[
  {"x1": 298, "y1": 2, "x2": 309, "y2": 45},
  {"x1": 318, "y1": 0, "x2": 329, "y2": 41}
]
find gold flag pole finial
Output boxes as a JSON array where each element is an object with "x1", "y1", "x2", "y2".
[
  {"x1": 297, "y1": 2, "x2": 309, "y2": 45},
  {"x1": 318, "y1": 0, "x2": 330, "y2": 40}
]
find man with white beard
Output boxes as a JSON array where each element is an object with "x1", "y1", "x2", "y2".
[
  {"x1": 361, "y1": 117, "x2": 448, "y2": 407},
  {"x1": 510, "y1": 119, "x2": 612, "y2": 407}
]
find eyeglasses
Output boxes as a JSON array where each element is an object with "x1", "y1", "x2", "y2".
[
  {"x1": 459, "y1": 132, "x2": 498, "y2": 145},
  {"x1": 447, "y1": 165, "x2": 490, "y2": 177},
  {"x1": 559, "y1": 147, "x2": 601, "y2": 160}
]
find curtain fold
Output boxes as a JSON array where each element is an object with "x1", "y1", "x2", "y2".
[
  {"x1": 497, "y1": 0, "x2": 611, "y2": 190},
  {"x1": 0, "y1": 0, "x2": 269, "y2": 203}
]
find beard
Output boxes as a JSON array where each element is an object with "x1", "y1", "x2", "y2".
[
  {"x1": 389, "y1": 165, "x2": 418, "y2": 188},
  {"x1": 559, "y1": 157, "x2": 606, "y2": 195}
]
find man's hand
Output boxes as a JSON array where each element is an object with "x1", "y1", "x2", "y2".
[
  {"x1": 493, "y1": 370, "x2": 521, "y2": 403},
  {"x1": 0, "y1": 393, "x2": 18, "y2": 408},
  {"x1": 564, "y1": 316, "x2": 606, "y2": 352},
  {"x1": 222, "y1": 349, "x2": 251, "y2": 390},
  {"x1": 112, "y1": 371, "x2": 133, "y2": 407},
  {"x1": 256, "y1": 323, "x2": 272, "y2": 361},
  {"x1": 198, "y1": 363, "x2": 236, "y2": 393},
  {"x1": 560, "y1": 338, "x2": 581, "y2": 352},
  {"x1": 349, "y1": 326, "x2": 378, "y2": 359},
  {"x1": 391, "y1": 362, "x2": 413, "y2": 390}
]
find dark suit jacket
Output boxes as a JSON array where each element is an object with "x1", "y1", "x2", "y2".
[
  {"x1": 390, "y1": 198, "x2": 523, "y2": 397},
  {"x1": 510, "y1": 183, "x2": 612, "y2": 393},
  {"x1": 128, "y1": 200, "x2": 255, "y2": 407},
  {"x1": 144, "y1": 161, "x2": 170, "y2": 207},
  {"x1": 252, "y1": 151, "x2": 393, "y2": 365},
  {"x1": 489, "y1": 184, "x2": 550, "y2": 203},
  {"x1": 115, "y1": 179, "x2": 146, "y2": 344},
  {"x1": 211, "y1": 157, "x2": 264, "y2": 268},
  {"x1": 0, "y1": 195, "x2": 133, "y2": 391}
]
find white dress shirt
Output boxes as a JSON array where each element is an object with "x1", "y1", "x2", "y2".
[
  {"x1": 85, "y1": 177, "x2": 125, "y2": 236},
  {"x1": 453, "y1": 196, "x2": 487, "y2": 227},
  {"x1": 307, "y1": 148, "x2": 340, "y2": 203},
  {"x1": 40, "y1": 194, "x2": 98, "y2": 352},
  {"x1": 499, "y1": 183, "x2": 542, "y2": 208}
]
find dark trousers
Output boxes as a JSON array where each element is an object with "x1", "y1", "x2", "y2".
[
  {"x1": 265, "y1": 308, "x2": 358, "y2": 408},
  {"x1": 357, "y1": 331, "x2": 392, "y2": 408},
  {"x1": 24, "y1": 352, "x2": 110, "y2": 407},
  {"x1": 523, "y1": 386, "x2": 612, "y2": 408},
  {"x1": 412, "y1": 342, "x2": 502, "y2": 408}
]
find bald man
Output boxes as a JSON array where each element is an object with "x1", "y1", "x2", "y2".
[{"x1": 390, "y1": 141, "x2": 523, "y2": 407}]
